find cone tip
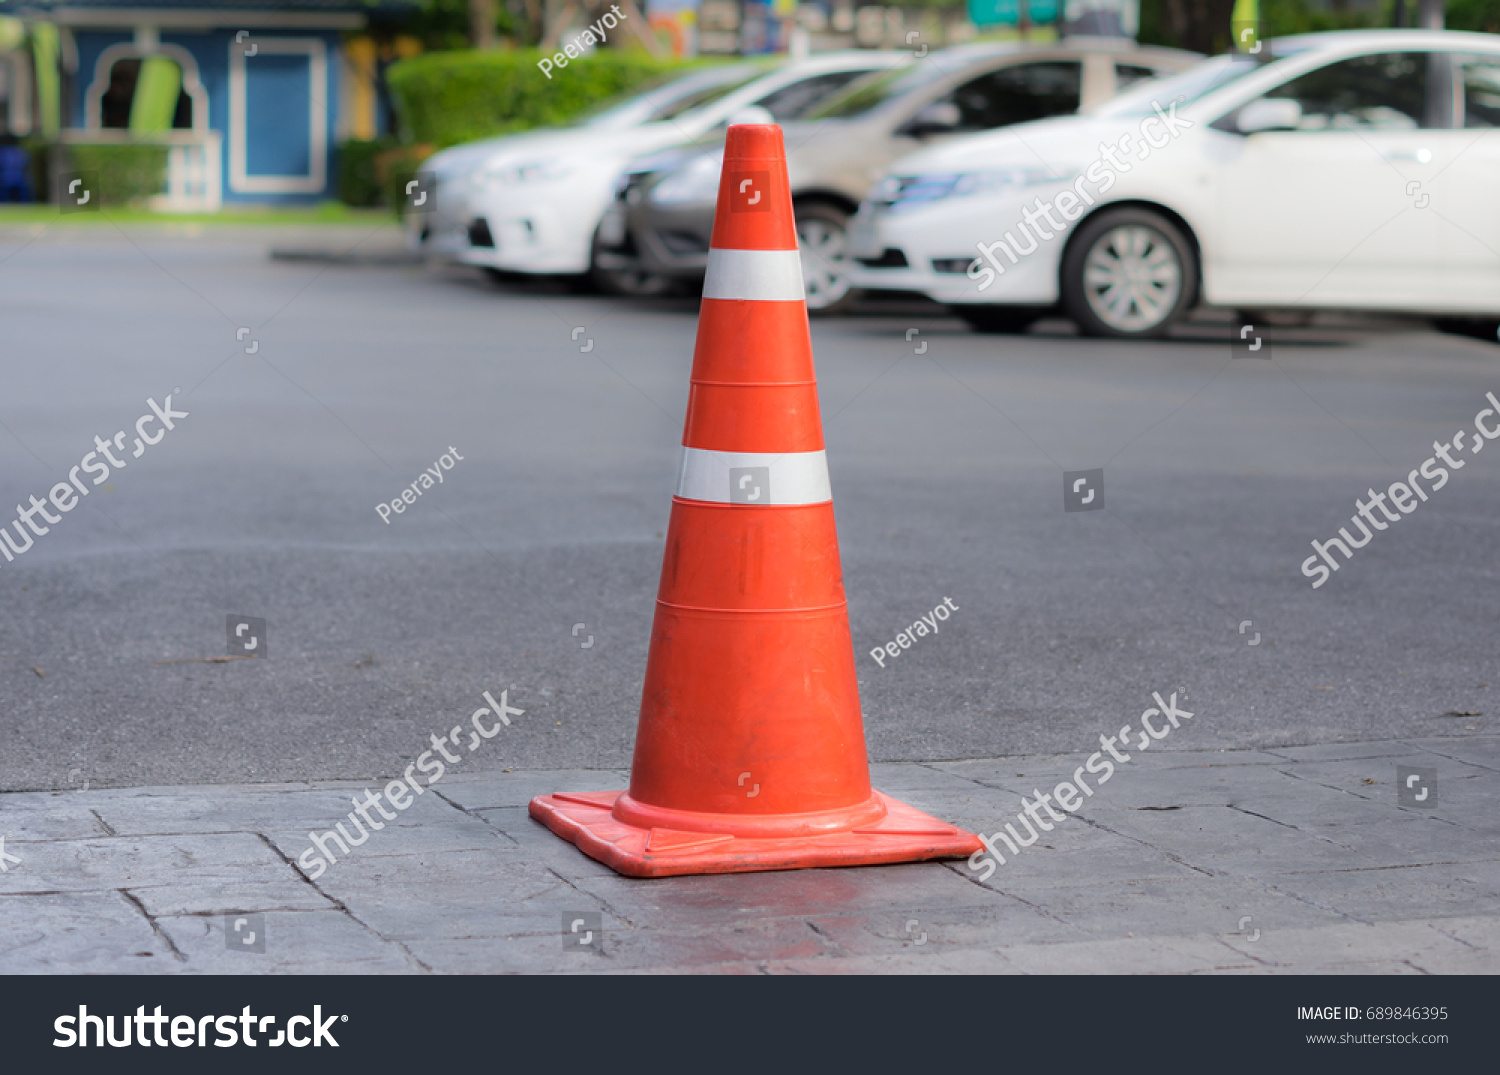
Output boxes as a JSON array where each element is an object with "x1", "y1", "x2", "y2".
[{"x1": 724, "y1": 123, "x2": 785, "y2": 163}]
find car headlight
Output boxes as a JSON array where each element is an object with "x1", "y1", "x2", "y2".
[
  {"x1": 871, "y1": 168, "x2": 1072, "y2": 210},
  {"x1": 649, "y1": 153, "x2": 724, "y2": 206},
  {"x1": 475, "y1": 157, "x2": 580, "y2": 188}
]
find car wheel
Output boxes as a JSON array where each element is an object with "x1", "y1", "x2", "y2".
[
  {"x1": 952, "y1": 305, "x2": 1046, "y2": 334},
  {"x1": 589, "y1": 229, "x2": 677, "y2": 297},
  {"x1": 1061, "y1": 209, "x2": 1196, "y2": 338},
  {"x1": 591, "y1": 265, "x2": 677, "y2": 297},
  {"x1": 795, "y1": 202, "x2": 857, "y2": 315},
  {"x1": 1433, "y1": 317, "x2": 1500, "y2": 344}
]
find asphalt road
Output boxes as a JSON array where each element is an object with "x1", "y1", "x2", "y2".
[{"x1": 1, "y1": 224, "x2": 1496, "y2": 792}]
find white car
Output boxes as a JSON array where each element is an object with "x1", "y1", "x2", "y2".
[
  {"x1": 408, "y1": 63, "x2": 771, "y2": 260},
  {"x1": 418, "y1": 51, "x2": 912, "y2": 283},
  {"x1": 850, "y1": 30, "x2": 1500, "y2": 337}
]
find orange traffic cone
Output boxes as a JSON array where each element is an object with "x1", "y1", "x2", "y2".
[{"x1": 530, "y1": 125, "x2": 982, "y2": 877}]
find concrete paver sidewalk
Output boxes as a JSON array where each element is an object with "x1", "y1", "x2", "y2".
[{"x1": 1, "y1": 737, "x2": 1496, "y2": 974}]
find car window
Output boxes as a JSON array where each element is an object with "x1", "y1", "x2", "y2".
[
  {"x1": 647, "y1": 72, "x2": 767, "y2": 122},
  {"x1": 1458, "y1": 54, "x2": 1500, "y2": 128},
  {"x1": 937, "y1": 61, "x2": 1083, "y2": 131},
  {"x1": 804, "y1": 62, "x2": 959, "y2": 120},
  {"x1": 753, "y1": 70, "x2": 879, "y2": 121},
  {"x1": 1115, "y1": 63, "x2": 1158, "y2": 90},
  {"x1": 1265, "y1": 52, "x2": 1434, "y2": 130},
  {"x1": 1095, "y1": 54, "x2": 1257, "y2": 117},
  {"x1": 576, "y1": 66, "x2": 764, "y2": 128}
]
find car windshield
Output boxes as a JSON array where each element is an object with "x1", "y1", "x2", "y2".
[
  {"x1": 672, "y1": 64, "x2": 889, "y2": 127},
  {"x1": 803, "y1": 61, "x2": 960, "y2": 120},
  {"x1": 1092, "y1": 54, "x2": 1259, "y2": 116},
  {"x1": 576, "y1": 65, "x2": 769, "y2": 128}
]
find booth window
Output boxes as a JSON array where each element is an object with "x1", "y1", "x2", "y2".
[{"x1": 100, "y1": 57, "x2": 192, "y2": 130}]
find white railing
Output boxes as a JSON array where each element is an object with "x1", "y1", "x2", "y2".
[{"x1": 58, "y1": 129, "x2": 223, "y2": 213}]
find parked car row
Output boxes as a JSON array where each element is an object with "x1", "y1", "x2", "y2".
[
  {"x1": 408, "y1": 51, "x2": 911, "y2": 283},
  {"x1": 410, "y1": 39, "x2": 1193, "y2": 299},
  {"x1": 414, "y1": 29, "x2": 1500, "y2": 341},
  {"x1": 597, "y1": 38, "x2": 1198, "y2": 310}
]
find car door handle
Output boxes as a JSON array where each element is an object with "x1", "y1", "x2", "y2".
[{"x1": 1385, "y1": 148, "x2": 1433, "y2": 163}]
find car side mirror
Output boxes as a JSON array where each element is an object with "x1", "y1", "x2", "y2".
[
  {"x1": 901, "y1": 101, "x2": 962, "y2": 138},
  {"x1": 1236, "y1": 98, "x2": 1302, "y2": 134}
]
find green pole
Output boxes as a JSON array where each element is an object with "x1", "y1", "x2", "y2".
[
  {"x1": 129, "y1": 56, "x2": 183, "y2": 132},
  {"x1": 1231, "y1": 0, "x2": 1260, "y2": 52},
  {"x1": 32, "y1": 21, "x2": 61, "y2": 138}
]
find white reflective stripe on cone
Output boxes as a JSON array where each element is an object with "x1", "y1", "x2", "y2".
[
  {"x1": 676, "y1": 447, "x2": 831, "y2": 506},
  {"x1": 702, "y1": 248, "x2": 805, "y2": 302}
]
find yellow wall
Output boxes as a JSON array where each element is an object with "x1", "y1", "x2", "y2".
[{"x1": 341, "y1": 35, "x2": 377, "y2": 140}]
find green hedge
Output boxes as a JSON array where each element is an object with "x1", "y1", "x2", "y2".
[
  {"x1": 60, "y1": 144, "x2": 168, "y2": 206},
  {"x1": 386, "y1": 49, "x2": 692, "y2": 150},
  {"x1": 337, "y1": 138, "x2": 388, "y2": 207},
  {"x1": 377, "y1": 142, "x2": 437, "y2": 216},
  {"x1": 335, "y1": 137, "x2": 452, "y2": 215}
]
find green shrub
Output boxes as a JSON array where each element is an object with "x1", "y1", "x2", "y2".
[
  {"x1": 386, "y1": 48, "x2": 691, "y2": 150},
  {"x1": 1139, "y1": 0, "x2": 1500, "y2": 49},
  {"x1": 1447, "y1": 0, "x2": 1500, "y2": 33},
  {"x1": 337, "y1": 138, "x2": 390, "y2": 207},
  {"x1": 374, "y1": 141, "x2": 436, "y2": 217},
  {"x1": 63, "y1": 143, "x2": 168, "y2": 206},
  {"x1": 336, "y1": 138, "x2": 436, "y2": 212},
  {"x1": 20, "y1": 137, "x2": 51, "y2": 200}
]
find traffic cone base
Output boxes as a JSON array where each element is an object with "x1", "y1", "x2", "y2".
[
  {"x1": 610, "y1": 788, "x2": 889, "y2": 838},
  {"x1": 529, "y1": 790, "x2": 982, "y2": 879}
]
